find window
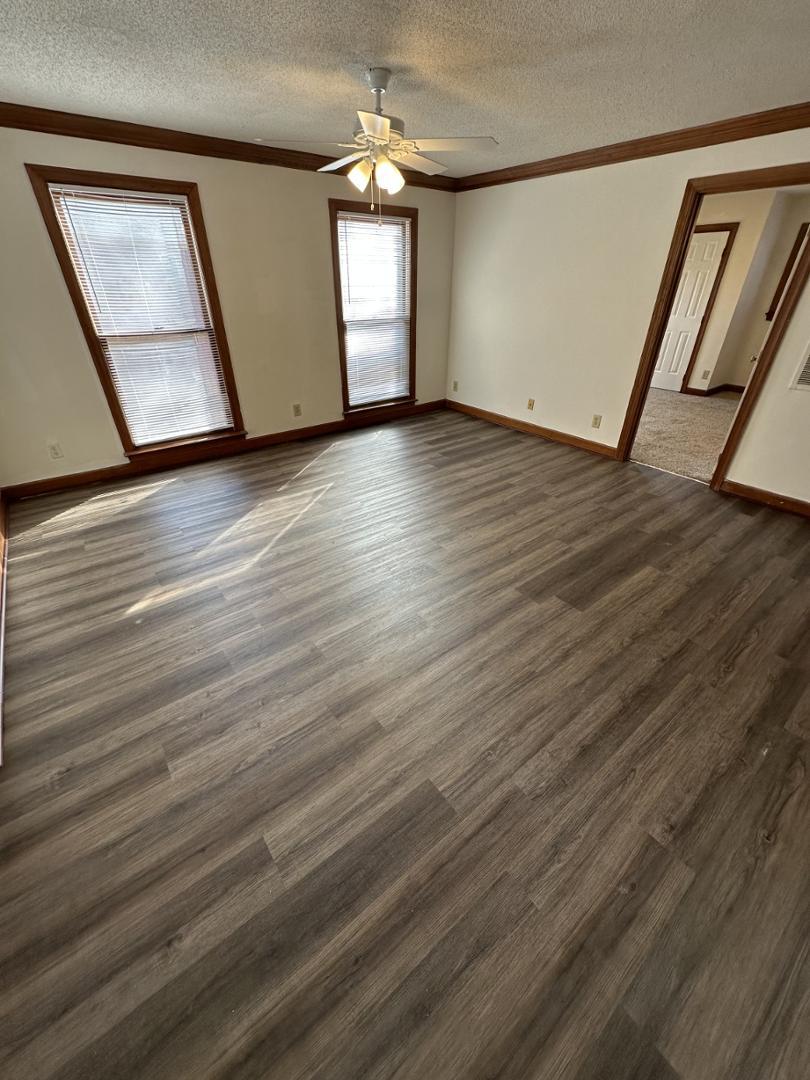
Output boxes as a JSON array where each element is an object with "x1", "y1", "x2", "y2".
[
  {"x1": 329, "y1": 200, "x2": 417, "y2": 411},
  {"x1": 27, "y1": 166, "x2": 243, "y2": 453}
]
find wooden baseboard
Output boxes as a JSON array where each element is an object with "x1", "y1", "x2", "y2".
[
  {"x1": 2, "y1": 399, "x2": 447, "y2": 501},
  {"x1": 683, "y1": 382, "x2": 745, "y2": 396},
  {"x1": 0, "y1": 492, "x2": 7, "y2": 765},
  {"x1": 719, "y1": 479, "x2": 810, "y2": 518},
  {"x1": 446, "y1": 399, "x2": 618, "y2": 458}
]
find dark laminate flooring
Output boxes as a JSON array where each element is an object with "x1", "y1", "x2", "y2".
[{"x1": 1, "y1": 410, "x2": 809, "y2": 1079}]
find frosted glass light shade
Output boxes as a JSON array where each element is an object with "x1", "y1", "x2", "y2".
[{"x1": 348, "y1": 158, "x2": 372, "y2": 192}]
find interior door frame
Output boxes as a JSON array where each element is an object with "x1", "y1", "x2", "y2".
[
  {"x1": 676, "y1": 222, "x2": 739, "y2": 393},
  {"x1": 617, "y1": 161, "x2": 810, "y2": 492}
]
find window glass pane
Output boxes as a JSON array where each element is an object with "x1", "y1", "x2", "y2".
[
  {"x1": 49, "y1": 184, "x2": 234, "y2": 447},
  {"x1": 105, "y1": 332, "x2": 232, "y2": 444},
  {"x1": 336, "y1": 211, "x2": 412, "y2": 407}
]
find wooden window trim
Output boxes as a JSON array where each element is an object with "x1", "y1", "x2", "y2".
[
  {"x1": 25, "y1": 164, "x2": 245, "y2": 457},
  {"x1": 765, "y1": 221, "x2": 809, "y2": 321},
  {"x1": 328, "y1": 198, "x2": 418, "y2": 414}
]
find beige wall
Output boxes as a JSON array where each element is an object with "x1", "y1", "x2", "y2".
[
  {"x1": 713, "y1": 191, "x2": 810, "y2": 388},
  {"x1": 447, "y1": 128, "x2": 810, "y2": 501},
  {"x1": 0, "y1": 127, "x2": 455, "y2": 486},
  {"x1": 689, "y1": 190, "x2": 777, "y2": 390},
  {"x1": 730, "y1": 273, "x2": 810, "y2": 502},
  {"x1": 2, "y1": 123, "x2": 810, "y2": 503}
]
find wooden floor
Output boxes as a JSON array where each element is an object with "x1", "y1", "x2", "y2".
[{"x1": 2, "y1": 410, "x2": 809, "y2": 1079}]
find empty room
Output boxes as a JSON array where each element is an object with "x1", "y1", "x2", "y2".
[{"x1": 0, "y1": 4, "x2": 808, "y2": 1079}]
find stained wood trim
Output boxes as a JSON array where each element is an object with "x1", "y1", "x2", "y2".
[
  {"x1": 328, "y1": 199, "x2": 418, "y2": 412},
  {"x1": 678, "y1": 222, "x2": 739, "y2": 392},
  {"x1": 0, "y1": 399, "x2": 447, "y2": 501},
  {"x1": 25, "y1": 164, "x2": 245, "y2": 456},
  {"x1": 446, "y1": 400, "x2": 617, "y2": 458},
  {"x1": 4, "y1": 100, "x2": 808, "y2": 195},
  {"x1": 617, "y1": 161, "x2": 810, "y2": 463},
  {"x1": 0, "y1": 491, "x2": 7, "y2": 765},
  {"x1": 1, "y1": 101, "x2": 456, "y2": 192},
  {"x1": 710, "y1": 231, "x2": 810, "y2": 489},
  {"x1": 456, "y1": 101, "x2": 810, "y2": 191},
  {"x1": 616, "y1": 182, "x2": 702, "y2": 460},
  {"x1": 681, "y1": 382, "x2": 746, "y2": 397},
  {"x1": 719, "y1": 480, "x2": 810, "y2": 518},
  {"x1": 765, "y1": 222, "x2": 809, "y2": 321}
]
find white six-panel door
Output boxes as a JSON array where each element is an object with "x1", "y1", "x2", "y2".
[{"x1": 650, "y1": 230, "x2": 729, "y2": 391}]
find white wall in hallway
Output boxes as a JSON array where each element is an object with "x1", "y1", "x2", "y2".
[
  {"x1": 689, "y1": 190, "x2": 777, "y2": 390},
  {"x1": 713, "y1": 191, "x2": 810, "y2": 388}
]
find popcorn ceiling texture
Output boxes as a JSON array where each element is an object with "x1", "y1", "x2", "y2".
[{"x1": 1, "y1": 1, "x2": 808, "y2": 176}]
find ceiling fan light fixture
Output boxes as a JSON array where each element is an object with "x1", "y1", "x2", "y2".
[
  {"x1": 347, "y1": 157, "x2": 373, "y2": 193},
  {"x1": 375, "y1": 154, "x2": 405, "y2": 195}
]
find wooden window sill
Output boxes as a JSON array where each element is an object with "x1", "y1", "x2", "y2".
[
  {"x1": 125, "y1": 429, "x2": 247, "y2": 459},
  {"x1": 343, "y1": 398, "x2": 416, "y2": 416}
]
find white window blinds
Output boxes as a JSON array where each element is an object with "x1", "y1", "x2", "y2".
[
  {"x1": 335, "y1": 211, "x2": 412, "y2": 407},
  {"x1": 49, "y1": 184, "x2": 235, "y2": 447}
]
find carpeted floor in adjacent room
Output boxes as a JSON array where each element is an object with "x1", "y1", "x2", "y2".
[{"x1": 631, "y1": 387, "x2": 743, "y2": 483}]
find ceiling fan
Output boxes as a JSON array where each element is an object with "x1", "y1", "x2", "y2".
[{"x1": 280, "y1": 68, "x2": 497, "y2": 204}]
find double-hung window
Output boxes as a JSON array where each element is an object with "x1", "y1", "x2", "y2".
[
  {"x1": 27, "y1": 166, "x2": 243, "y2": 453},
  {"x1": 329, "y1": 200, "x2": 417, "y2": 411}
]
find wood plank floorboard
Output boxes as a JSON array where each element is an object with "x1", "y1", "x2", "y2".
[{"x1": 1, "y1": 410, "x2": 809, "y2": 1078}]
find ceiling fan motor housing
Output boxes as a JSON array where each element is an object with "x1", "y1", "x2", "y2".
[{"x1": 366, "y1": 67, "x2": 391, "y2": 95}]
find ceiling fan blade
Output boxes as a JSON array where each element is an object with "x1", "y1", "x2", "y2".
[
  {"x1": 357, "y1": 110, "x2": 390, "y2": 142},
  {"x1": 317, "y1": 151, "x2": 367, "y2": 173},
  {"x1": 408, "y1": 137, "x2": 499, "y2": 152},
  {"x1": 391, "y1": 151, "x2": 448, "y2": 176},
  {"x1": 265, "y1": 139, "x2": 351, "y2": 145}
]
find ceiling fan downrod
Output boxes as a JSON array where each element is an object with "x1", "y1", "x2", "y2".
[{"x1": 366, "y1": 67, "x2": 391, "y2": 116}]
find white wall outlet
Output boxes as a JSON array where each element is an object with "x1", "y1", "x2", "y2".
[
  {"x1": 452, "y1": 379, "x2": 459, "y2": 392},
  {"x1": 47, "y1": 441, "x2": 64, "y2": 460},
  {"x1": 702, "y1": 369, "x2": 710, "y2": 380},
  {"x1": 527, "y1": 398, "x2": 535, "y2": 411},
  {"x1": 292, "y1": 402, "x2": 302, "y2": 418},
  {"x1": 591, "y1": 414, "x2": 602, "y2": 429}
]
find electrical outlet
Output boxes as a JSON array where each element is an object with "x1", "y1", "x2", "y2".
[
  {"x1": 292, "y1": 402, "x2": 302, "y2": 418},
  {"x1": 47, "y1": 441, "x2": 64, "y2": 460},
  {"x1": 452, "y1": 379, "x2": 459, "y2": 392},
  {"x1": 702, "y1": 369, "x2": 710, "y2": 380},
  {"x1": 591, "y1": 414, "x2": 602, "y2": 429},
  {"x1": 527, "y1": 398, "x2": 535, "y2": 411}
]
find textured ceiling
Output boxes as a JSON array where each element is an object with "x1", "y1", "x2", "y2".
[{"x1": 2, "y1": 1, "x2": 809, "y2": 177}]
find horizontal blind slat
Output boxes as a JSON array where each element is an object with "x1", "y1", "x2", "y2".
[{"x1": 49, "y1": 184, "x2": 234, "y2": 446}]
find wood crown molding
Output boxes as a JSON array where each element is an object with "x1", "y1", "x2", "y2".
[
  {"x1": 0, "y1": 101, "x2": 456, "y2": 192},
  {"x1": 446, "y1": 400, "x2": 617, "y2": 458},
  {"x1": 455, "y1": 101, "x2": 810, "y2": 191},
  {"x1": 0, "y1": 399, "x2": 447, "y2": 501},
  {"x1": 2, "y1": 100, "x2": 808, "y2": 195}
]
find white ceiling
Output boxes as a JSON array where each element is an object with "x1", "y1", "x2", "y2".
[{"x1": 2, "y1": 1, "x2": 808, "y2": 177}]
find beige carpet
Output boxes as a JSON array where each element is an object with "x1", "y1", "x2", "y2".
[{"x1": 631, "y1": 388, "x2": 741, "y2": 483}]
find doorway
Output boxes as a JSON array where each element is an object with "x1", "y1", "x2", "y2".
[{"x1": 619, "y1": 163, "x2": 810, "y2": 497}]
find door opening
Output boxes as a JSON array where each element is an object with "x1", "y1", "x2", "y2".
[{"x1": 619, "y1": 163, "x2": 810, "y2": 496}]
